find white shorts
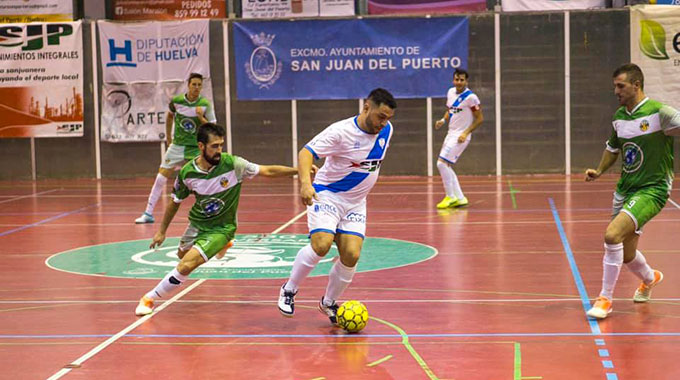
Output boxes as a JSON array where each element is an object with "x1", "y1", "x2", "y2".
[
  {"x1": 160, "y1": 143, "x2": 199, "y2": 170},
  {"x1": 307, "y1": 193, "x2": 367, "y2": 239},
  {"x1": 438, "y1": 132, "x2": 471, "y2": 165}
]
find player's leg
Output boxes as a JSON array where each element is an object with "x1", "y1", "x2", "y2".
[
  {"x1": 279, "y1": 197, "x2": 340, "y2": 317},
  {"x1": 135, "y1": 144, "x2": 184, "y2": 224},
  {"x1": 621, "y1": 190, "x2": 667, "y2": 302},
  {"x1": 318, "y1": 203, "x2": 366, "y2": 324},
  {"x1": 436, "y1": 136, "x2": 470, "y2": 208},
  {"x1": 135, "y1": 231, "x2": 228, "y2": 316}
]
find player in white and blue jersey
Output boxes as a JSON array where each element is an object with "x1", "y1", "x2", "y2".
[
  {"x1": 434, "y1": 68, "x2": 484, "y2": 209},
  {"x1": 278, "y1": 88, "x2": 397, "y2": 324}
]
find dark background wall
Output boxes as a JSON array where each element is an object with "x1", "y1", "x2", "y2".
[{"x1": 2, "y1": 9, "x2": 678, "y2": 179}]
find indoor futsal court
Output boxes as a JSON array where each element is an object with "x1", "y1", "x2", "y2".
[{"x1": 1, "y1": 174, "x2": 678, "y2": 379}]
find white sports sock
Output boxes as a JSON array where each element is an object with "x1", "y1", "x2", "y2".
[
  {"x1": 144, "y1": 173, "x2": 168, "y2": 215},
  {"x1": 626, "y1": 250, "x2": 655, "y2": 284},
  {"x1": 436, "y1": 161, "x2": 455, "y2": 198},
  {"x1": 146, "y1": 268, "x2": 188, "y2": 300},
  {"x1": 284, "y1": 244, "x2": 323, "y2": 292},
  {"x1": 600, "y1": 242, "x2": 624, "y2": 299},
  {"x1": 323, "y1": 260, "x2": 356, "y2": 305},
  {"x1": 449, "y1": 167, "x2": 464, "y2": 199}
]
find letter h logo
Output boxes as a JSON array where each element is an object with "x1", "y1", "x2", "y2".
[{"x1": 107, "y1": 39, "x2": 136, "y2": 67}]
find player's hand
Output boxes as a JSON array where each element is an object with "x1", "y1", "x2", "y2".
[
  {"x1": 195, "y1": 106, "x2": 204, "y2": 118},
  {"x1": 435, "y1": 118, "x2": 445, "y2": 130},
  {"x1": 166, "y1": 138, "x2": 172, "y2": 146},
  {"x1": 150, "y1": 231, "x2": 166, "y2": 249},
  {"x1": 585, "y1": 169, "x2": 601, "y2": 182},
  {"x1": 300, "y1": 183, "x2": 318, "y2": 206},
  {"x1": 310, "y1": 165, "x2": 319, "y2": 176},
  {"x1": 457, "y1": 132, "x2": 468, "y2": 143}
]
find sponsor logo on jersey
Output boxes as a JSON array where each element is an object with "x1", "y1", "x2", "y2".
[
  {"x1": 199, "y1": 197, "x2": 225, "y2": 216},
  {"x1": 622, "y1": 142, "x2": 644, "y2": 173},
  {"x1": 180, "y1": 118, "x2": 197, "y2": 133}
]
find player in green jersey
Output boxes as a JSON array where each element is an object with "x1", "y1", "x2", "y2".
[
  {"x1": 135, "y1": 123, "x2": 302, "y2": 316},
  {"x1": 135, "y1": 73, "x2": 217, "y2": 224},
  {"x1": 585, "y1": 63, "x2": 679, "y2": 319}
]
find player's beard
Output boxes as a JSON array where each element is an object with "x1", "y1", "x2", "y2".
[{"x1": 204, "y1": 151, "x2": 221, "y2": 166}]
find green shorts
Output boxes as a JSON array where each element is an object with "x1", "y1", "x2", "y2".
[
  {"x1": 612, "y1": 187, "x2": 668, "y2": 234},
  {"x1": 178, "y1": 223, "x2": 236, "y2": 261}
]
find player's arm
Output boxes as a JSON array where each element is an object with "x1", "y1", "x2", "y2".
[
  {"x1": 298, "y1": 148, "x2": 318, "y2": 206},
  {"x1": 435, "y1": 109, "x2": 450, "y2": 130},
  {"x1": 258, "y1": 165, "x2": 298, "y2": 178},
  {"x1": 165, "y1": 112, "x2": 174, "y2": 146},
  {"x1": 458, "y1": 107, "x2": 484, "y2": 142},
  {"x1": 585, "y1": 149, "x2": 619, "y2": 182},
  {"x1": 660, "y1": 104, "x2": 680, "y2": 136},
  {"x1": 150, "y1": 201, "x2": 181, "y2": 249}
]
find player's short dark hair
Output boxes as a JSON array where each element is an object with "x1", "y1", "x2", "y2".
[
  {"x1": 197, "y1": 123, "x2": 225, "y2": 145},
  {"x1": 613, "y1": 63, "x2": 644, "y2": 90},
  {"x1": 454, "y1": 68, "x2": 469, "y2": 79},
  {"x1": 188, "y1": 72, "x2": 203, "y2": 83},
  {"x1": 367, "y1": 88, "x2": 397, "y2": 109}
]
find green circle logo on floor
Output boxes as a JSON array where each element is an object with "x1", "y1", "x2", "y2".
[{"x1": 46, "y1": 234, "x2": 437, "y2": 279}]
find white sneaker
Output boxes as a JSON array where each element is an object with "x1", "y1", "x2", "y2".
[
  {"x1": 135, "y1": 213, "x2": 155, "y2": 224},
  {"x1": 278, "y1": 283, "x2": 297, "y2": 317},
  {"x1": 135, "y1": 296, "x2": 154, "y2": 316},
  {"x1": 586, "y1": 296, "x2": 613, "y2": 319},
  {"x1": 633, "y1": 270, "x2": 663, "y2": 303}
]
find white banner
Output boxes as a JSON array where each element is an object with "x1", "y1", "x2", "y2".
[
  {"x1": 98, "y1": 20, "x2": 213, "y2": 142},
  {"x1": 0, "y1": 0, "x2": 72, "y2": 22},
  {"x1": 0, "y1": 21, "x2": 83, "y2": 138},
  {"x1": 242, "y1": 0, "x2": 354, "y2": 19},
  {"x1": 631, "y1": 5, "x2": 680, "y2": 107},
  {"x1": 502, "y1": 0, "x2": 605, "y2": 11}
]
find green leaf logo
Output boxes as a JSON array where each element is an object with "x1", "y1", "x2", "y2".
[{"x1": 639, "y1": 19, "x2": 669, "y2": 60}]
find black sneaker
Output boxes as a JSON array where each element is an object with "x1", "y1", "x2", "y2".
[
  {"x1": 318, "y1": 296, "x2": 339, "y2": 325},
  {"x1": 278, "y1": 283, "x2": 297, "y2": 317}
]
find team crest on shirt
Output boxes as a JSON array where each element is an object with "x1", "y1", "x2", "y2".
[
  {"x1": 199, "y1": 197, "x2": 225, "y2": 216},
  {"x1": 378, "y1": 138, "x2": 385, "y2": 148},
  {"x1": 639, "y1": 120, "x2": 649, "y2": 132},
  {"x1": 181, "y1": 118, "x2": 197, "y2": 133},
  {"x1": 622, "y1": 142, "x2": 644, "y2": 173},
  {"x1": 220, "y1": 177, "x2": 229, "y2": 188}
]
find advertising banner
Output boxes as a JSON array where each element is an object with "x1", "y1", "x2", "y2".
[
  {"x1": 0, "y1": 21, "x2": 83, "y2": 138},
  {"x1": 112, "y1": 0, "x2": 226, "y2": 20},
  {"x1": 0, "y1": 0, "x2": 72, "y2": 23},
  {"x1": 367, "y1": 0, "x2": 486, "y2": 15},
  {"x1": 631, "y1": 5, "x2": 680, "y2": 107},
  {"x1": 98, "y1": 20, "x2": 213, "y2": 142},
  {"x1": 242, "y1": 0, "x2": 354, "y2": 19},
  {"x1": 233, "y1": 17, "x2": 468, "y2": 100},
  {"x1": 502, "y1": 0, "x2": 605, "y2": 11}
]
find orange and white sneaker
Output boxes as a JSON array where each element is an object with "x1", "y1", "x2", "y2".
[
  {"x1": 135, "y1": 296, "x2": 155, "y2": 316},
  {"x1": 216, "y1": 240, "x2": 234, "y2": 260},
  {"x1": 633, "y1": 270, "x2": 664, "y2": 303},
  {"x1": 586, "y1": 296, "x2": 613, "y2": 319}
]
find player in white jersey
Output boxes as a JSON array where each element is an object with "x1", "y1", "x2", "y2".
[
  {"x1": 434, "y1": 68, "x2": 484, "y2": 209},
  {"x1": 277, "y1": 88, "x2": 397, "y2": 324}
]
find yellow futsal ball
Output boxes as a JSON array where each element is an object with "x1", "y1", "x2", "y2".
[{"x1": 337, "y1": 300, "x2": 369, "y2": 333}]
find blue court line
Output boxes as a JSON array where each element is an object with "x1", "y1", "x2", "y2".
[
  {"x1": 548, "y1": 198, "x2": 601, "y2": 335},
  {"x1": 5, "y1": 332, "x2": 680, "y2": 339},
  {"x1": 606, "y1": 374, "x2": 619, "y2": 380},
  {"x1": 598, "y1": 349, "x2": 609, "y2": 357},
  {"x1": 595, "y1": 339, "x2": 605, "y2": 345},
  {"x1": 602, "y1": 361, "x2": 614, "y2": 369},
  {"x1": 0, "y1": 203, "x2": 100, "y2": 238}
]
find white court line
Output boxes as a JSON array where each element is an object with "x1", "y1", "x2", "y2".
[
  {"x1": 46, "y1": 209, "x2": 307, "y2": 380},
  {"x1": 0, "y1": 188, "x2": 60, "y2": 205},
  {"x1": 668, "y1": 198, "x2": 680, "y2": 210}
]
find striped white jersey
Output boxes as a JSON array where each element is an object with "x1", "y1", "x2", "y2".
[
  {"x1": 305, "y1": 116, "x2": 393, "y2": 205},
  {"x1": 446, "y1": 87, "x2": 481, "y2": 135}
]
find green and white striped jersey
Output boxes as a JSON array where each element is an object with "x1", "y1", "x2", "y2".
[
  {"x1": 169, "y1": 94, "x2": 216, "y2": 147},
  {"x1": 607, "y1": 98, "x2": 675, "y2": 196},
  {"x1": 172, "y1": 153, "x2": 259, "y2": 231}
]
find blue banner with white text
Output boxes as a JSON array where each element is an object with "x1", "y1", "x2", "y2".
[{"x1": 233, "y1": 17, "x2": 468, "y2": 100}]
